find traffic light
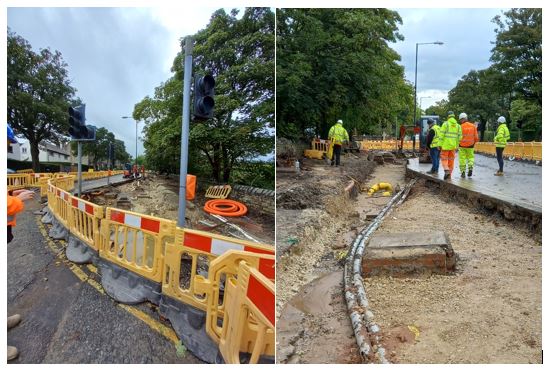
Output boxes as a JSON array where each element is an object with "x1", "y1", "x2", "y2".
[
  {"x1": 193, "y1": 74, "x2": 215, "y2": 120},
  {"x1": 68, "y1": 104, "x2": 96, "y2": 141},
  {"x1": 69, "y1": 105, "x2": 86, "y2": 139},
  {"x1": 516, "y1": 120, "x2": 523, "y2": 129}
]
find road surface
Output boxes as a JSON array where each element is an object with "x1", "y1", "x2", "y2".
[{"x1": 407, "y1": 153, "x2": 541, "y2": 213}]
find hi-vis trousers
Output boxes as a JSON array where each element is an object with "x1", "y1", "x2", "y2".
[
  {"x1": 458, "y1": 147, "x2": 475, "y2": 172},
  {"x1": 441, "y1": 150, "x2": 456, "y2": 173}
]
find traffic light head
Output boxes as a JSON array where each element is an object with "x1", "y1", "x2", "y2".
[
  {"x1": 69, "y1": 105, "x2": 87, "y2": 139},
  {"x1": 193, "y1": 74, "x2": 215, "y2": 120},
  {"x1": 68, "y1": 104, "x2": 96, "y2": 141}
]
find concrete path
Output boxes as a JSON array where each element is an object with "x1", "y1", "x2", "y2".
[
  {"x1": 76, "y1": 174, "x2": 128, "y2": 193},
  {"x1": 407, "y1": 153, "x2": 541, "y2": 213}
]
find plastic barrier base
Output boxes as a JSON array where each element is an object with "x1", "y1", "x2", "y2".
[
  {"x1": 49, "y1": 218, "x2": 68, "y2": 241},
  {"x1": 66, "y1": 235, "x2": 98, "y2": 264},
  {"x1": 159, "y1": 295, "x2": 223, "y2": 364},
  {"x1": 98, "y1": 259, "x2": 161, "y2": 305},
  {"x1": 41, "y1": 207, "x2": 54, "y2": 225}
]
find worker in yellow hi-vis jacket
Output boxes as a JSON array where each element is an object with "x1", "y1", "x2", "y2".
[{"x1": 328, "y1": 119, "x2": 349, "y2": 167}]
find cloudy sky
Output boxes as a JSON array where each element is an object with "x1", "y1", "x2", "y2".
[
  {"x1": 392, "y1": 8, "x2": 507, "y2": 110},
  {"x1": 7, "y1": 6, "x2": 507, "y2": 156},
  {"x1": 7, "y1": 6, "x2": 227, "y2": 158}
]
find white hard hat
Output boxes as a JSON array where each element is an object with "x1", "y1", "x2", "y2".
[
  {"x1": 337, "y1": 119, "x2": 343, "y2": 124},
  {"x1": 497, "y1": 116, "x2": 506, "y2": 123},
  {"x1": 458, "y1": 113, "x2": 467, "y2": 120}
]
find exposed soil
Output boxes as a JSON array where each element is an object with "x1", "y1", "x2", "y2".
[
  {"x1": 276, "y1": 151, "x2": 407, "y2": 364},
  {"x1": 364, "y1": 188, "x2": 542, "y2": 364},
  {"x1": 85, "y1": 174, "x2": 274, "y2": 245}
]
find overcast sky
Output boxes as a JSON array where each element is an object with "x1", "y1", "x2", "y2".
[
  {"x1": 392, "y1": 8, "x2": 507, "y2": 110},
  {"x1": 7, "y1": 6, "x2": 226, "y2": 159},
  {"x1": 7, "y1": 7, "x2": 507, "y2": 155}
]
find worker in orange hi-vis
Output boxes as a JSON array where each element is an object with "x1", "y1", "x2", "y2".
[
  {"x1": 458, "y1": 112, "x2": 479, "y2": 178},
  {"x1": 437, "y1": 111, "x2": 462, "y2": 180},
  {"x1": 7, "y1": 124, "x2": 35, "y2": 361}
]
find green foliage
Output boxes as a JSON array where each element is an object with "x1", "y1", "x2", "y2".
[
  {"x1": 70, "y1": 127, "x2": 131, "y2": 167},
  {"x1": 229, "y1": 161, "x2": 274, "y2": 189},
  {"x1": 276, "y1": 9, "x2": 413, "y2": 139},
  {"x1": 436, "y1": 8, "x2": 542, "y2": 141},
  {"x1": 7, "y1": 29, "x2": 76, "y2": 171},
  {"x1": 135, "y1": 8, "x2": 274, "y2": 183}
]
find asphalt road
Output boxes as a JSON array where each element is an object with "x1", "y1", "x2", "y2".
[
  {"x1": 7, "y1": 195, "x2": 200, "y2": 363},
  {"x1": 407, "y1": 153, "x2": 541, "y2": 213}
]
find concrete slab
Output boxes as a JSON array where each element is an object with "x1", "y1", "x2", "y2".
[
  {"x1": 407, "y1": 154, "x2": 541, "y2": 213},
  {"x1": 363, "y1": 231, "x2": 455, "y2": 277}
]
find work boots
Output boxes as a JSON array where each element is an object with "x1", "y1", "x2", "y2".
[
  {"x1": 444, "y1": 171, "x2": 451, "y2": 180},
  {"x1": 8, "y1": 314, "x2": 21, "y2": 329},
  {"x1": 7, "y1": 314, "x2": 21, "y2": 361},
  {"x1": 7, "y1": 346, "x2": 18, "y2": 361},
  {"x1": 494, "y1": 171, "x2": 504, "y2": 176},
  {"x1": 468, "y1": 169, "x2": 473, "y2": 177}
]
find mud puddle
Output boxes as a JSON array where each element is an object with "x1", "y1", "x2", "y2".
[{"x1": 277, "y1": 270, "x2": 360, "y2": 364}]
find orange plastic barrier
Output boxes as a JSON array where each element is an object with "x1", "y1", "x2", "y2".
[{"x1": 186, "y1": 174, "x2": 196, "y2": 200}]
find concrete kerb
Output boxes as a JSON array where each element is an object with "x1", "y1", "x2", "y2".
[
  {"x1": 41, "y1": 206, "x2": 54, "y2": 224},
  {"x1": 405, "y1": 167, "x2": 542, "y2": 235}
]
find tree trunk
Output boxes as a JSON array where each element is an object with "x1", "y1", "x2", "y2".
[
  {"x1": 211, "y1": 144, "x2": 221, "y2": 182},
  {"x1": 30, "y1": 141, "x2": 40, "y2": 172}
]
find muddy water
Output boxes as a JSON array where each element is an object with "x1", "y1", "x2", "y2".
[{"x1": 277, "y1": 270, "x2": 361, "y2": 364}]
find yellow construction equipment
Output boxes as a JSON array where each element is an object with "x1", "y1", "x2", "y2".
[{"x1": 367, "y1": 182, "x2": 393, "y2": 197}]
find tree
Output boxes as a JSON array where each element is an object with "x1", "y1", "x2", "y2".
[
  {"x1": 135, "y1": 8, "x2": 274, "y2": 183},
  {"x1": 7, "y1": 29, "x2": 77, "y2": 171},
  {"x1": 491, "y1": 8, "x2": 541, "y2": 105},
  {"x1": 70, "y1": 127, "x2": 131, "y2": 168},
  {"x1": 276, "y1": 9, "x2": 412, "y2": 139}
]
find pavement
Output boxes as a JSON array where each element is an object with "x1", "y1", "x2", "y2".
[
  {"x1": 407, "y1": 153, "x2": 541, "y2": 213},
  {"x1": 75, "y1": 174, "x2": 128, "y2": 193},
  {"x1": 7, "y1": 194, "x2": 201, "y2": 363}
]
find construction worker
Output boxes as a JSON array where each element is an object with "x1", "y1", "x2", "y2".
[
  {"x1": 494, "y1": 116, "x2": 511, "y2": 176},
  {"x1": 425, "y1": 118, "x2": 441, "y2": 175},
  {"x1": 328, "y1": 119, "x2": 349, "y2": 167},
  {"x1": 438, "y1": 111, "x2": 462, "y2": 180},
  {"x1": 458, "y1": 113, "x2": 479, "y2": 178},
  {"x1": 7, "y1": 124, "x2": 35, "y2": 361}
]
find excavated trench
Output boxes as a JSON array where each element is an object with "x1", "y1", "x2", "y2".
[{"x1": 277, "y1": 153, "x2": 541, "y2": 364}]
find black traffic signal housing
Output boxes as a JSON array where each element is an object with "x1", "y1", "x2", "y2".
[
  {"x1": 516, "y1": 119, "x2": 523, "y2": 129},
  {"x1": 68, "y1": 104, "x2": 96, "y2": 141},
  {"x1": 193, "y1": 75, "x2": 215, "y2": 120}
]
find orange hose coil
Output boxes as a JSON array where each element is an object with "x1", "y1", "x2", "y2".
[{"x1": 204, "y1": 199, "x2": 248, "y2": 217}]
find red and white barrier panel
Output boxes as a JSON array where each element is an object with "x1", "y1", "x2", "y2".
[
  {"x1": 183, "y1": 231, "x2": 274, "y2": 257},
  {"x1": 246, "y1": 274, "x2": 275, "y2": 326},
  {"x1": 109, "y1": 210, "x2": 161, "y2": 234},
  {"x1": 71, "y1": 197, "x2": 94, "y2": 215}
]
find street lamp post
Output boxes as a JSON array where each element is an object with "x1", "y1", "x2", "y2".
[
  {"x1": 121, "y1": 116, "x2": 138, "y2": 164},
  {"x1": 413, "y1": 41, "x2": 443, "y2": 153}
]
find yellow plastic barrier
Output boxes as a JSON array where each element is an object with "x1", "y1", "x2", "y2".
[
  {"x1": 205, "y1": 185, "x2": 232, "y2": 199},
  {"x1": 162, "y1": 228, "x2": 274, "y2": 311},
  {"x1": 532, "y1": 142, "x2": 542, "y2": 161},
  {"x1": 16, "y1": 169, "x2": 34, "y2": 173},
  {"x1": 218, "y1": 261, "x2": 275, "y2": 364},
  {"x1": 7, "y1": 174, "x2": 30, "y2": 191},
  {"x1": 311, "y1": 139, "x2": 330, "y2": 154},
  {"x1": 69, "y1": 194, "x2": 104, "y2": 250},
  {"x1": 99, "y1": 208, "x2": 176, "y2": 282},
  {"x1": 522, "y1": 142, "x2": 533, "y2": 160},
  {"x1": 193, "y1": 251, "x2": 274, "y2": 345},
  {"x1": 52, "y1": 186, "x2": 73, "y2": 228}
]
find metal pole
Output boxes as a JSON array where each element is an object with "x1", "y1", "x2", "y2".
[
  {"x1": 413, "y1": 43, "x2": 418, "y2": 153},
  {"x1": 107, "y1": 142, "x2": 111, "y2": 186},
  {"x1": 135, "y1": 120, "x2": 138, "y2": 165},
  {"x1": 178, "y1": 36, "x2": 193, "y2": 227},
  {"x1": 77, "y1": 141, "x2": 82, "y2": 197}
]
